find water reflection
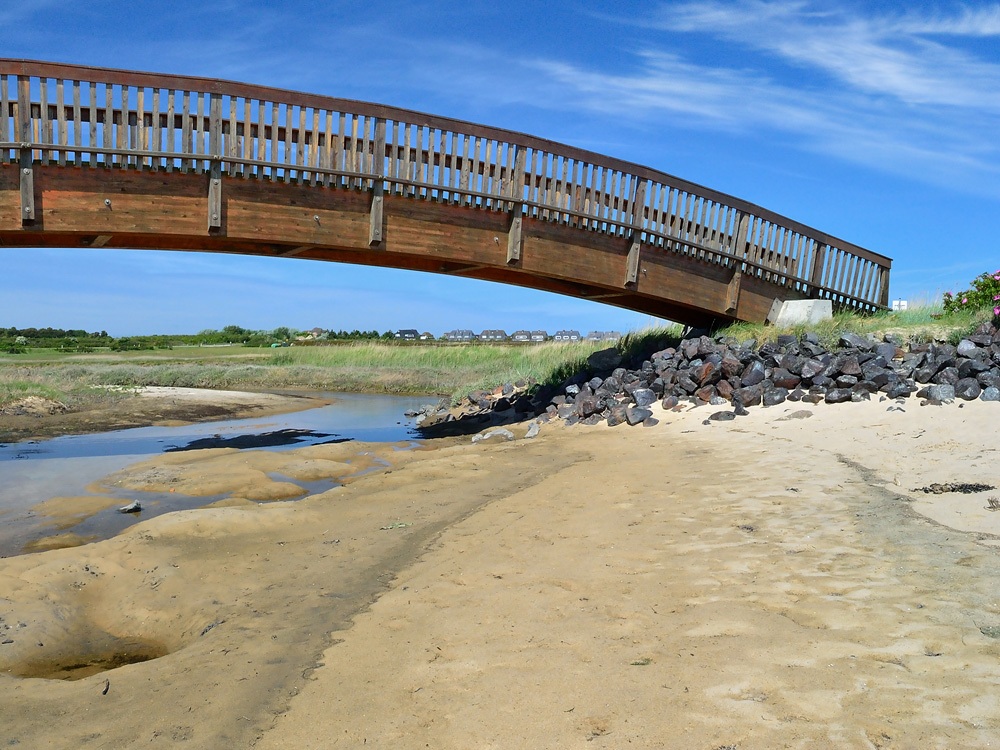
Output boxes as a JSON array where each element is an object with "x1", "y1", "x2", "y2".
[{"x1": 0, "y1": 392, "x2": 432, "y2": 556}]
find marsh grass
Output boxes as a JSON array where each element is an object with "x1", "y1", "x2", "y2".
[
  {"x1": 0, "y1": 341, "x2": 611, "y2": 407},
  {"x1": 1, "y1": 305, "x2": 992, "y2": 410}
]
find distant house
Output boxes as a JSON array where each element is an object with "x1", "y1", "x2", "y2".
[
  {"x1": 603, "y1": 331, "x2": 622, "y2": 342},
  {"x1": 307, "y1": 327, "x2": 326, "y2": 338},
  {"x1": 419, "y1": 331, "x2": 435, "y2": 340},
  {"x1": 510, "y1": 330, "x2": 530, "y2": 342},
  {"x1": 479, "y1": 329, "x2": 508, "y2": 341},
  {"x1": 530, "y1": 330, "x2": 548, "y2": 342},
  {"x1": 445, "y1": 329, "x2": 475, "y2": 342},
  {"x1": 553, "y1": 330, "x2": 581, "y2": 342},
  {"x1": 394, "y1": 329, "x2": 419, "y2": 340},
  {"x1": 586, "y1": 331, "x2": 605, "y2": 342}
]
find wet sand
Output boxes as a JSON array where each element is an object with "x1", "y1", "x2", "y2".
[
  {"x1": 3, "y1": 398, "x2": 1000, "y2": 747},
  {"x1": 0, "y1": 386, "x2": 331, "y2": 443}
]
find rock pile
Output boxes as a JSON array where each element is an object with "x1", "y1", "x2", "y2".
[{"x1": 415, "y1": 321, "x2": 1000, "y2": 434}]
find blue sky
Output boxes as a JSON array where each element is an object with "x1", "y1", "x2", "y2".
[{"x1": 3, "y1": 0, "x2": 1000, "y2": 336}]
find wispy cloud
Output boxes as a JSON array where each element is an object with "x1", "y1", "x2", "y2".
[{"x1": 501, "y1": 1, "x2": 1000, "y2": 197}]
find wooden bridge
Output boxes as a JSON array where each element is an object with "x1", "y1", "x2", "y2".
[{"x1": 0, "y1": 60, "x2": 891, "y2": 327}]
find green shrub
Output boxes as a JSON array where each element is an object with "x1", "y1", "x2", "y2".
[{"x1": 943, "y1": 269, "x2": 1000, "y2": 316}]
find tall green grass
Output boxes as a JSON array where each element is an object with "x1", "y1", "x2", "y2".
[{"x1": 0, "y1": 340, "x2": 611, "y2": 407}]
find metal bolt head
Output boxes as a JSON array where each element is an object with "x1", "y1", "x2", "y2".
[
  {"x1": 22, "y1": 168, "x2": 29, "y2": 175},
  {"x1": 24, "y1": 207, "x2": 30, "y2": 212},
  {"x1": 104, "y1": 199, "x2": 111, "y2": 206},
  {"x1": 212, "y1": 214, "x2": 218, "y2": 221}
]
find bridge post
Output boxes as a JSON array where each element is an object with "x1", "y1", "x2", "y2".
[
  {"x1": 624, "y1": 179, "x2": 648, "y2": 286},
  {"x1": 207, "y1": 93, "x2": 222, "y2": 231},
  {"x1": 16, "y1": 76, "x2": 34, "y2": 224},
  {"x1": 369, "y1": 117, "x2": 386, "y2": 246},
  {"x1": 809, "y1": 242, "x2": 828, "y2": 298},
  {"x1": 506, "y1": 145, "x2": 526, "y2": 265}
]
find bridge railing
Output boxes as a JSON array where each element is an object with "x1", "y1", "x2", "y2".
[{"x1": 0, "y1": 60, "x2": 891, "y2": 312}]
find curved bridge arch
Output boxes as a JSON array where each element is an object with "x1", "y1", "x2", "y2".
[{"x1": 0, "y1": 60, "x2": 891, "y2": 326}]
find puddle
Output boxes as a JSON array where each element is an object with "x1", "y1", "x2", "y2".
[{"x1": 0, "y1": 392, "x2": 432, "y2": 557}]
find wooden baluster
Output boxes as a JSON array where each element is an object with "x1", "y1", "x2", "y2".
[
  {"x1": 55, "y1": 79, "x2": 67, "y2": 166},
  {"x1": 625, "y1": 178, "x2": 648, "y2": 286},
  {"x1": 295, "y1": 105, "x2": 306, "y2": 183},
  {"x1": 71, "y1": 79, "x2": 83, "y2": 164},
  {"x1": 281, "y1": 103, "x2": 292, "y2": 182},
  {"x1": 165, "y1": 90, "x2": 176, "y2": 173},
  {"x1": 136, "y1": 87, "x2": 146, "y2": 169},
  {"x1": 256, "y1": 101, "x2": 266, "y2": 178},
  {"x1": 37, "y1": 79, "x2": 49, "y2": 165},
  {"x1": 150, "y1": 88, "x2": 161, "y2": 171},
  {"x1": 400, "y1": 122, "x2": 411, "y2": 196},
  {"x1": 228, "y1": 95, "x2": 238, "y2": 176},
  {"x1": 181, "y1": 91, "x2": 192, "y2": 172},
  {"x1": 117, "y1": 85, "x2": 129, "y2": 169},
  {"x1": 309, "y1": 108, "x2": 320, "y2": 185},
  {"x1": 0, "y1": 75, "x2": 8, "y2": 162},
  {"x1": 322, "y1": 110, "x2": 334, "y2": 187},
  {"x1": 242, "y1": 98, "x2": 253, "y2": 179}
]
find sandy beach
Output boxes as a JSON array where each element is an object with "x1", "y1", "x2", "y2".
[{"x1": 3, "y1": 395, "x2": 1000, "y2": 747}]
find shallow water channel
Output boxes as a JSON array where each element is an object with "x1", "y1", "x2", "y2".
[{"x1": 0, "y1": 392, "x2": 431, "y2": 557}]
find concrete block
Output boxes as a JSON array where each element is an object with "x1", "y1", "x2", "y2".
[{"x1": 767, "y1": 299, "x2": 833, "y2": 327}]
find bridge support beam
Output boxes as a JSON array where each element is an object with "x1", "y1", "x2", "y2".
[
  {"x1": 725, "y1": 270, "x2": 742, "y2": 314},
  {"x1": 624, "y1": 179, "x2": 647, "y2": 286},
  {"x1": 506, "y1": 146, "x2": 526, "y2": 266}
]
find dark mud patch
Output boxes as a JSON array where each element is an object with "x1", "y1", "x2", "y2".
[{"x1": 9, "y1": 636, "x2": 170, "y2": 681}]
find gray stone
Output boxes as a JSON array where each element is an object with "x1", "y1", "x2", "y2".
[
  {"x1": 709, "y1": 410, "x2": 736, "y2": 421},
  {"x1": 524, "y1": 422, "x2": 541, "y2": 439},
  {"x1": 800, "y1": 359, "x2": 826, "y2": 379},
  {"x1": 762, "y1": 388, "x2": 788, "y2": 406},
  {"x1": 839, "y1": 332, "x2": 874, "y2": 351},
  {"x1": 631, "y1": 388, "x2": 657, "y2": 408},
  {"x1": 955, "y1": 378, "x2": 982, "y2": 401},
  {"x1": 734, "y1": 384, "x2": 762, "y2": 407},
  {"x1": 875, "y1": 342, "x2": 898, "y2": 361},
  {"x1": 825, "y1": 388, "x2": 853, "y2": 404},
  {"x1": 981, "y1": 386, "x2": 1000, "y2": 402},
  {"x1": 118, "y1": 500, "x2": 141, "y2": 514},
  {"x1": 661, "y1": 395, "x2": 680, "y2": 409},
  {"x1": 709, "y1": 396, "x2": 728, "y2": 406},
  {"x1": 626, "y1": 406, "x2": 653, "y2": 425},
  {"x1": 606, "y1": 405, "x2": 629, "y2": 427},
  {"x1": 741, "y1": 360, "x2": 767, "y2": 387},
  {"x1": 564, "y1": 384, "x2": 580, "y2": 397},
  {"x1": 472, "y1": 428, "x2": 515, "y2": 444},
  {"x1": 927, "y1": 384, "x2": 956, "y2": 402},
  {"x1": 956, "y1": 339, "x2": 979, "y2": 357},
  {"x1": 587, "y1": 347, "x2": 622, "y2": 372},
  {"x1": 642, "y1": 417, "x2": 659, "y2": 427}
]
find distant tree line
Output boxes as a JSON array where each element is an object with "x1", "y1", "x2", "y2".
[{"x1": 0, "y1": 324, "x2": 400, "y2": 353}]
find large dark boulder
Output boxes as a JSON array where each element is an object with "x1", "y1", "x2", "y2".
[
  {"x1": 587, "y1": 348, "x2": 623, "y2": 372},
  {"x1": 625, "y1": 406, "x2": 653, "y2": 425},
  {"x1": 741, "y1": 360, "x2": 767, "y2": 387},
  {"x1": 955, "y1": 378, "x2": 982, "y2": 401},
  {"x1": 631, "y1": 388, "x2": 657, "y2": 408},
  {"x1": 825, "y1": 388, "x2": 853, "y2": 404},
  {"x1": 762, "y1": 387, "x2": 788, "y2": 406}
]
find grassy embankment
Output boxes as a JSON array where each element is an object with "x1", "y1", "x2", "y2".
[{"x1": 1, "y1": 304, "x2": 992, "y2": 412}]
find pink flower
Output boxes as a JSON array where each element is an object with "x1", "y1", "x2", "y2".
[
  {"x1": 995, "y1": 306, "x2": 1000, "y2": 316},
  {"x1": 962, "y1": 297, "x2": 968, "y2": 303}
]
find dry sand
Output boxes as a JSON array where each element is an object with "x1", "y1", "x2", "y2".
[{"x1": 2, "y1": 397, "x2": 1000, "y2": 748}]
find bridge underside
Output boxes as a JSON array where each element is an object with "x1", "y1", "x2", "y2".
[{"x1": 0, "y1": 165, "x2": 800, "y2": 327}]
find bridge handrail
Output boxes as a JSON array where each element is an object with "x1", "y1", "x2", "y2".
[{"x1": 0, "y1": 59, "x2": 891, "y2": 311}]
